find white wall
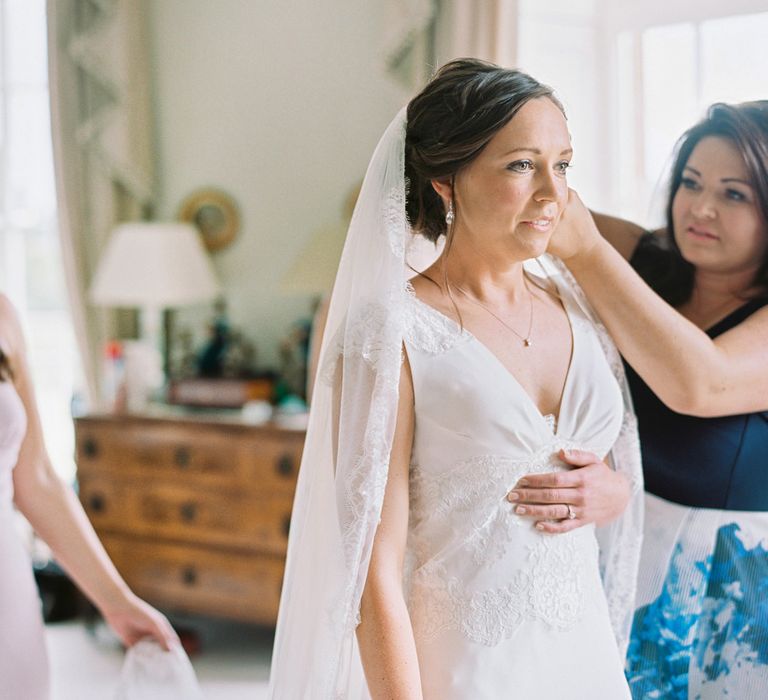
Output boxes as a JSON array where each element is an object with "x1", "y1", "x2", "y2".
[{"x1": 148, "y1": 0, "x2": 405, "y2": 368}]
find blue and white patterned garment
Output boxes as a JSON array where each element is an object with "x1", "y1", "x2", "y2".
[{"x1": 626, "y1": 495, "x2": 768, "y2": 699}]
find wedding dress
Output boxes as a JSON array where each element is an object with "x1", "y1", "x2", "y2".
[
  {"x1": 269, "y1": 107, "x2": 643, "y2": 699},
  {"x1": 403, "y1": 265, "x2": 630, "y2": 698}
]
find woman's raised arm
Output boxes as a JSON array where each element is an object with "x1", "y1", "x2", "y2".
[
  {"x1": 590, "y1": 211, "x2": 647, "y2": 261},
  {"x1": 549, "y1": 192, "x2": 768, "y2": 417}
]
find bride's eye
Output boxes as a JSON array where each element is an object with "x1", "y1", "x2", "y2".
[
  {"x1": 508, "y1": 160, "x2": 534, "y2": 173},
  {"x1": 555, "y1": 161, "x2": 572, "y2": 176}
]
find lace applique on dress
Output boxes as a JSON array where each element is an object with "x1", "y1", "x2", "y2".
[
  {"x1": 543, "y1": 413, "x2": 557, "y2": 433},
  {"x1": 408, "y1": 533, "x2": 587, "y2": 647},
  {"x1": 408, "y1": 445, "x2": 598, "y2": 646},
  {"x1": 403, "y1": 281, "x2": 471, "y2": 355}
]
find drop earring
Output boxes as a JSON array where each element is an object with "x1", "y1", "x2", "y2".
[{"x1": 445, "y1": 202, "x2": 454, "y2": 226}]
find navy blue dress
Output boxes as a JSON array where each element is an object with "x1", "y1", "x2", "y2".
[{"x1": 624, "y1": 238, "x2": 768, "y2": 699}]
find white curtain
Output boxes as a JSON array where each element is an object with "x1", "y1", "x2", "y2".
[
  {"x1": 436, "y1": 0, "x2": 519, "y2": 67},
  {"x1": 383, "y1": 0, "x2": 520, "y2": 91},
  {"x1": 47, "y1": 0, "x2": 155, "y2": 406}
]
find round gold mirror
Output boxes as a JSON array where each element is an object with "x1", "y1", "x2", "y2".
[{"x1": 178, "y1": 188, "x2": 240, "y2": 252}]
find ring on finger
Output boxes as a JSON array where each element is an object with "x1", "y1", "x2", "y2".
[{"x1": 566, "y1": 504, "x2": 576, "y2": 520}]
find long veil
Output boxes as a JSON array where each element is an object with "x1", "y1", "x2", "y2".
[{"x1": 268, "y1": 107, "x2": 643, "y2": 699}]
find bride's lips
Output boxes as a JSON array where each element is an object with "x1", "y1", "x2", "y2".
[
  {"x1": 522, "y1": 217, "x2": 554, "y2": 232},
  {"x1": 686, "y1": 225, "x2": 719, "y2": 241}
]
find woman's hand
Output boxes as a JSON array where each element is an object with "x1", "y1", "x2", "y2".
[
  {"x1": 506, "y1": 449, "x2": 631, "y2": 533},
  {"x1": 548, "y1": 189, "x2": 603, "y2": 261},
  {"x1": 101, "y1": 592, "x2": 179, "y2": 651}
]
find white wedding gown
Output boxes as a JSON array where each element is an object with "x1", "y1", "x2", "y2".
[{"x1": 402, "y1": 273, "x2": 631, "y2": 699}]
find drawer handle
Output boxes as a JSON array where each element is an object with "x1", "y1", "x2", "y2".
[
  {"x1": 282, "y1": 514, "x2": 291, "y2": 538},
  {"x1": 181, "y1": 566, "x2": 198, "y2": 586},
  {"x1": 180, "y1": 502, "x2": 198, "y2": 523},
  {"x1": 174, "y1": 447, "x2": 191, "y2": 469},
  {"x1": 275, "y1": 454, "x2": 295, "y2": 478},
  {"x1": 88, "y1": 493, "x2": 106, "y2": 513},
  {"x1": 82, "y1": 438, "x2": 99, "y2": 459}
]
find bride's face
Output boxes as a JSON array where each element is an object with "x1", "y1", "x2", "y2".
[{"x1": 452, "y1": 97, "x2": 572, "y2": 262}]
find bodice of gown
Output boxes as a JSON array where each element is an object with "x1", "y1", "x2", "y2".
[
  {"x1": 402, "y1": 268, "x2": 624, "y2": 647},
  {"x1": 0, "y1": 381, "x2": 26, "y2": 513}
]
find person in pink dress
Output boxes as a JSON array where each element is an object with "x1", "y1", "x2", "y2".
[{"x1": 0, "y1": 294, "x2": 177, "y2": 699}]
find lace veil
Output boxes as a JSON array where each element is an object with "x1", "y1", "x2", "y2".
[{"x1": 268, "y1": 106, "x2": 643, "y2": 699}]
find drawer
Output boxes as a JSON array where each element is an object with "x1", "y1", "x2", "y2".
[
  {"x1": 100, "y1": 535, "x2": 285, "y2": 624},
  {"x1": 77, "y1": 422, "x2": 244, "y2": 486},
  {"x1": 241, "y1": 436, "x2": 303, "y2": 494},
  {"x1": 76, "y1": 421, "x2": 303, "y2": 495},
  {"x1": 80, "y1": 475, "x2": 294, "y2": 555}
]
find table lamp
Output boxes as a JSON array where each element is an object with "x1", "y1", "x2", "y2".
[{"x1": 89, "y1": 221, "x2": 220, "y2": 410}]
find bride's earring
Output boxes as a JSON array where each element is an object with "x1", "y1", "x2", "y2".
[{"x1": 445, "y1": 201, "x2": 454, "y2": 226}]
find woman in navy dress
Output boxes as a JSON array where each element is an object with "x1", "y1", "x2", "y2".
[{"x1": 512, "y1": 101, "x2": 768, "y2": 698}]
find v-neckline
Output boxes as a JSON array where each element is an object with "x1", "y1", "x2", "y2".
[{"x1": 406, "y1": 275, "x2": 577, "y2": 436}]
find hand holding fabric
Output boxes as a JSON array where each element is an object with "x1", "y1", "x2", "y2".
[{"x1": 102, "y1": 592, "x2": 178, "y2": 651}]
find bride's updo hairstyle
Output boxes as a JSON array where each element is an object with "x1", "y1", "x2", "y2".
[{"x1": 405, "y1": 58, "x2": 563, "y2": 243}]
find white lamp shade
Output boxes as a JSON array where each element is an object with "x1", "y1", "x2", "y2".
[{"x1": 90, "y1": 222, "x2": 220, "y2": 308}]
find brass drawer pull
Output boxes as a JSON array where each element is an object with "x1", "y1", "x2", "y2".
[
  {"x1": 275, "y1": 454, "x2": 295, "y2": 478},
  {"x1": 82, "y1": 437, "x2": 99, "y2": 459},
  {"x1": 181, "y1": 566, "x2": 198, "y2": 586},
  {"x1": 88, "y1": 493, "x2": 106, "y2": 513},
  {"x1": 180, "y1": 502, "x2": 198, "y2": 523},
  {"x1": 174, "y1": 447, "x2": 191, "y2": 469}
]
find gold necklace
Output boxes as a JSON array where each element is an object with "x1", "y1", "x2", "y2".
[{"x1": 453, "y1": 280, "x2": 535, "y2": 347}]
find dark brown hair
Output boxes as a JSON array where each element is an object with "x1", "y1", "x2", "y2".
[
  {"x1": 405, "y1": 58, "x2": 563, "y2": 243},
  {"x1": 0, "y1": 347, "x2": 12, "y2": 382},
  {"x1": 636, "y1": 101, "x2": 768, "y2": 305}
]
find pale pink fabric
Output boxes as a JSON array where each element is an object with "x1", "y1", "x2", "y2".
[{"x1": 0, "y1": 380, "x2": 49, "y2": 699}]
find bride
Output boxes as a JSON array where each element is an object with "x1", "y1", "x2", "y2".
[{"x1": 269, "y1": 58, "x2": 643, "y2": 699}]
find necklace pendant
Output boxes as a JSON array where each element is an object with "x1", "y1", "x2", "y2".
[{"x1": 523, "y1": 338, "x2": 532, "y2": 347}]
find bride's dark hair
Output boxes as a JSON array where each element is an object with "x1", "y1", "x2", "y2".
[{"x1": 405, "y1": 58, "x2": 564, "y2": 243}]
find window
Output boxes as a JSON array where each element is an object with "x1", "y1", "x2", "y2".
[
  {"x1": 0, "y1": 0, "x2": 81, "y2": 481},
  {"x1": 614, "y1": 10, "x2": 768, "y2": 224}
]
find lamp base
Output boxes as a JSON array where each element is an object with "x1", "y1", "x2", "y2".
[{"x1": 122, "y1": 340, "x2": 164, "y2": 412}]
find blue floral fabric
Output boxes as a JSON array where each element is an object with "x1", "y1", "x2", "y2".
[{"x1": 627, "y1": 522, "x2": 768, "y2": 699}]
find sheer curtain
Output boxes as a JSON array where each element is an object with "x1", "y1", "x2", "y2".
[
  {"x1": 382, "y1": 0, "x2": 520, "y2": 90},
  {"x1": 435, "y1": 0, "x2": 519, "y2": 67},
  {"x1": 47, "y1": 0, "x2": 156, "y2": 408},
  {"x1": 0, "y1": 0, "x2": 80, "y2": 480}
]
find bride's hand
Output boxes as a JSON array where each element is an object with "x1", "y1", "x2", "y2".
[
  {"x1": 506, "y1": 449, "x2": 631, "y2": 533},
  {"x1": 548, "y1": 189, "x2": 602, "y2": 261}
]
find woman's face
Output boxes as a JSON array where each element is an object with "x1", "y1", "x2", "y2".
[
  {"x1": 451, "y1": 97, "x2": 572, "y2": 262},
  {"x1": 672, "y1": 136, "x2": 768, "y2": 278}
]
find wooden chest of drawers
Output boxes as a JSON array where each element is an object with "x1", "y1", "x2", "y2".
[{"x1": 75, "y1": 414, "x2": 304, "y2": 625}]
